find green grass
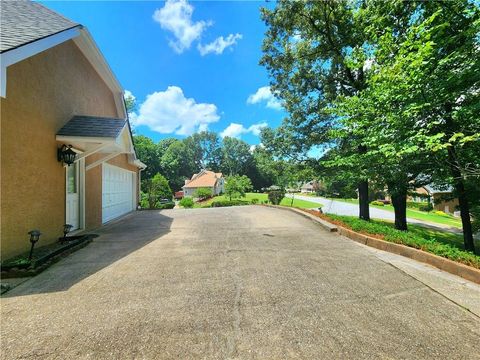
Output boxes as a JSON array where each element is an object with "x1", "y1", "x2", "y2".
[
  {"x1": 324, "y1": 214, "x2": 479, "y2": 269},
  {"x1": 193, "y1": 193, "x2": 322, "y2": 209},
  {"x1": 328, "y1": 198, "x2": 462, "y2": 228}
]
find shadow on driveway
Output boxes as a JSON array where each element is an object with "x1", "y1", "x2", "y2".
[{"x1": 2, "y1": 211, "x2": 173, "y2": 297}]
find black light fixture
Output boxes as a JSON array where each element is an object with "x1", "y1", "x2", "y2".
[
  {"x1": 57, "y1": 144, "x2": 76, "y2": 166},
  {"x1": 62, "y1": 224, "x2": 73, "y2": 243},
  {"x1": 28, "y1": 230, "x2": 41, "y2": 261}
]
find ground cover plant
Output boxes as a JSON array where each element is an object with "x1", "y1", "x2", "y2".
[
  {"x1": 303, "y1": 211, "x2": 480, "y2": 269},
  {"x1": 192, "y1": 193, "x2": 321, "y2": 209}
]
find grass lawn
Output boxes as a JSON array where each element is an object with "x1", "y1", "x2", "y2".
[
  {"x1": 317, "y1": 213, "x2": 480, "y2": 269},
  {"x1": 193, "y1": 193, "x2": 322, "y2": 209},
  {"x1": 330, "y1": 198, "x2": 462, "y2": 228}
]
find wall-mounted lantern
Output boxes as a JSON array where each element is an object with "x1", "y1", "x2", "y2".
[
  {"x1": 57, "y1": 144, "x2": 76, "y2": 166},
  {"x1": 28, "y1": 230, "x2": 41, "y2": 261},
  {"x1": 62, "y1": 224, "x2": 73, "y2": 243}
]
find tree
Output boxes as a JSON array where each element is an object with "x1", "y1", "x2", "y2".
[
  {"x1": 221, "y1": 137, "x2": 252, "y2": 176},
  {"x1": 133, "y1": 135, "x2": 161, "y2": 180},
  {"x1": 143, "y1": 173, "x2": 172, "y2": 209},
  {"x1": 224, "y1": 175, "x2": 253, "y2": 200},
  {"x1": 260, "y1": 0, "x2": 374, "y2": 220},
  {"x1": 161, "y1": 140, "x2": 196, "y2": 191},
  {"x1": 184, "y1": 131, "x2": 222, "y2": 171}
]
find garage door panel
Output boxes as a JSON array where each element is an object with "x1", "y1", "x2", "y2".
[{"x1": 102, "y1": 164, "x2": 134, "y2": 223}]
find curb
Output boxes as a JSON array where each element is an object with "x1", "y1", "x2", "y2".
[{"x1": 263, "y1": 205, "x2": 480, "y2": 285}]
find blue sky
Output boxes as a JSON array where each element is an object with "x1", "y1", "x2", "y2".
[{"x1": 41, "y1": 0, "x2": 286, "y2": 145}]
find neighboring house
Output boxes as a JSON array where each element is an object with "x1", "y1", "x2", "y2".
[
  {"x1": 183, "y1": 170, "x2": 225, "y2": 197},
  {"x1": 0, "y1": 1, "x2": 145, "y2": 259},
  {"x1": 301, "y1": 181, "x2": 322, "y2": 194},
  {"x1": 413, "y1": 185, "x2": 458, "y2": 214}
]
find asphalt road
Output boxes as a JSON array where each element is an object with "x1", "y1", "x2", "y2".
[
  {"x1": 1, "y1": 207, "x2": 479, "y2": 359},
  {"x1": 288, "y1": 194, "x2": 462, "y2": 232}
]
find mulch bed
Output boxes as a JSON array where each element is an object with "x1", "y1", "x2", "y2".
[{"x1": 1, "y1": 234, "x2": 97, "y2": 278}]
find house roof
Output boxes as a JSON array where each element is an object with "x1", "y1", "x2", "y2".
[
  {"x1": 57, "y1": 115, "x2": 126, "y2": 138},
  {"x1": 0, "y1": 1, "x2": 80, "y2": 53},
  {"x1": 183, "y1": 170, "x2": 223, "y2": 188},
  {"x1": 424, "y1": 184, "x2": 454, "y2": 194}
]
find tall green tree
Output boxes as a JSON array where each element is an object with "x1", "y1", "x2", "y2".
[
  {"x1": 160, "y1": 140, "x2": 196, "y2": 191},
  {"x1": 184, "y1": 131, "x2": 222, "y2": 171},
  {"x1": 133, "y1": 135, "x2": 161, "y2": 180},
  {"x1": 261, "y1": 0, "x2": 373, "y2": 220},
  {"x1": 221, "y1": 137, "x2": 252, "y2": 176}
]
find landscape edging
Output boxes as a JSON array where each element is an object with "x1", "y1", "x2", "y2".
[{"x1": 262, "y1": 205, "x2": 480, "y2": 285}]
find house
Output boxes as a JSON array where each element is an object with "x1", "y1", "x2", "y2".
[
  {"x1": 183, "y1": 170, "x2": 224, "y2": 197},
  {"x1": 300, "y1": 181, "x2": 322, "y2": 194},
  {"x1": 0, "y1": 1, "x2": 145, "y2": 259},
  {"x1": 413, "y1": 185, "x2": 459, "y2": 214}
]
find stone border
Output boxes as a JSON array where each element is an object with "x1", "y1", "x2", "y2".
[{"x1": 262, "y1": 205, "x2": 480, "y2": 285}]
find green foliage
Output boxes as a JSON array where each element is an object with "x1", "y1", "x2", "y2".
[
  {"x1": 210, "y1": 200, "x2": 251, "y2": 207},
  {"x1": 142, "y1": 173, "x2": 172, "y2": 209},
  {"x1": 370, "y1": 201, "x2": 385, "y2": 206},
  {"x1": 158, "y1": 202, "x2": 175, "y2": 210},
  {"x1": 434, "y1": 211, "x2": 449, "y2": 217},
  {"x1": 179, "y1": 197, "x2": 194, "y2": 209},
  {"x1": 407, "y1": 201, "x2": 426, "y2": 209},
  {"x1": 225, "y1": 175, "x2": 253, "y2": 200},
  {"x1": 194, "y1": 187, "x2": 213, "y2": 199},
  {"x1": 221, "y1": 137, "x2": 253, "y2": 175},
  {"x1": 251, "y1": 198, "x2": 259, "y2": 204},
  {"x1": 267, "y1": 188, "x2": 285, "y2": 205},
  {"x1": 419, "y1": 203, "x2": 434, "y2": 212},
  {"x1": 326, "y1": 215, "x2": 480, "y2": 269}
]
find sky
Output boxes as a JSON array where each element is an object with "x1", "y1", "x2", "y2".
[{"x1": 40, "y1": 0, "x2": 286, "y2": 146}]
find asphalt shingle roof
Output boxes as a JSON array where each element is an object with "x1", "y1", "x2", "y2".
[
  {"x1": 57, "y1": 116, "x2": 126, "y2": 138},
  {"x1": 0, "y1": 0, "x2": 80, "y2": 53}
]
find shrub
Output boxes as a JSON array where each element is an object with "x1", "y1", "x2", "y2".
[
  {"x1": 434, "y1": 210, "x2": 449, "y2": 217},
  {"x1": 211, "y1": 200, "x2": 250, "y2": 207},
  {"x1": 370, "y1": 200, "x2": 385, "y2": 206},
  {"x1": 251, "y1": 198, "x2": 259, "y2": 204},
  {"x1": 268, "y1": 188, "x2": 285, "y2": 205},
  {"x1": 159, "y1": 202, "x2": 175, "y2": 209},
  {"x1": 179, "y1": 197, "x2": 194, "y2": 208},
  {"x1": 407, "y1": 201, "x2": 425, "y2": 209},
  {"x1": 225, "y1": 175, "x2": 253, "y2": 200},
  {"x1": 419, "y1": 203, "x2": 433, "y2": 212},
  {"x1": 194, "y1": 187, "x2": 213, "y2": 200},
  {"x1": 142, "y1": 173, "x2": 172, "y2": 209},
  {"x1": 324, "y1": 214, "x2": 480, "y2": 269}
]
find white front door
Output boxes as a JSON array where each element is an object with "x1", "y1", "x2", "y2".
[{"x1": 66, "y1": 162, "x2": 80, "y2": 230}]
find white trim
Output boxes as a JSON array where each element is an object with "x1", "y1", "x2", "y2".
[
  {"x1": 86, "y1": 151, "x2": 121, "y2": 171},
  {"x1": 79, "y1": 158, "x2": 86, "y2": 229},
  {"x1": 0, "y1": 27, "x2": 81, "y2": 97},
  {"x1": 56, "y1": 135, "x2": 115, "y2": 144}
]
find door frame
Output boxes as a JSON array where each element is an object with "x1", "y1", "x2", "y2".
[{"x1": 65, "y1": 158, "x2": 85, "y2": 232}]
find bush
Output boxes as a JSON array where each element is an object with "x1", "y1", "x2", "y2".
[
  {"x1": 268, "y1": 188, "x2": 285, "y2": 205},
  {"x1": 159, "y1": 202, "x2": 175, "y2": 209},
  {"x1": 407, "y1": 201, "x2": 425, "y2": 209},
  {"x1": 325, "y1": 214, "x2": 480, "y2": 269},
  {"x1": 179, "y1": 197, "x2": 194, "y2": 208},
  {"x1": 434, "y1": 210, "x2": 450, "y2": 217},
  {"x1": 370, "y1": 200, "x2": 385, "y2": 206},
  {"x1": 251, "y1": 198, "x2": 259, "y2": 204},
  {"x1": 210, "y1": 200, "x2": 250, "y2": 207},
  {"x1": 419, "y1": 203, "x2": 433, "y2": 212},
  {"x1": 194, "y1": 187, "x2": 213, "y2": 200},
  {"x1": 142, "y1": 173, "x2": 172, "y2": 209}
]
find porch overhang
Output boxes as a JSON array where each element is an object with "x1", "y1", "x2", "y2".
[{"x1": 56, "y1": 115, "x2": 146, "y2": 169}]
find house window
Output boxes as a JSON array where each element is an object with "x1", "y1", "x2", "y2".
[{"x1": 67, "y1": 163, "x2": 77, "y2": 193}]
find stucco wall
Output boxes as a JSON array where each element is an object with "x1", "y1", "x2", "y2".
[{"x1": 1, "y1": 40, "x2": 119, "y2": 259}]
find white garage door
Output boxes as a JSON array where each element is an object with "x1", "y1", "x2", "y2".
[{"x1": 102, "y1": 163, "x2": 135, "y2": 223}]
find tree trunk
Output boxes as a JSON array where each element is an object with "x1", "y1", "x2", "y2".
[
  {"x1": 448, "y1": 146, "x2": 476, "y2": 254},
  {"x1": 391, "y1": 191, "x2": 408, "y2": 231},
  {"x1": 358, "y1": 179, "x2": 370, "y2": 221}
]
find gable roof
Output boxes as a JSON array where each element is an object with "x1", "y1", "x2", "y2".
[
  {"x1": 57, "y1": 116, "x2": 126, "y2": 138},
  {"x1": 0, "y1": 1, "x2": 80, "y2": 53},
  {"x1": 183, "y1": 170, "x2": 223, "y2": 188}
]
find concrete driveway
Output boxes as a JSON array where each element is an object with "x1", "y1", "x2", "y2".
[{"x1": 1, "y1": 207, "x2": 479, "y2": 359}]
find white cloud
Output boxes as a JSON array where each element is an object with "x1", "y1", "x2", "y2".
[
  {"x1": 153, "y1": 0, "x2": 211, "y2": 54},
  {"x1": 198, "y1": 33, "x2": 242, "y2": 56},
  {"x1": 124, "y1": 89, "x2": 135, "y2": 101},
  {"x1": 131, "y1": 86, "x2": 220, "y2": 135},
  {"x1": 220, "y1": 122, "x2": 268, "y2": 139},
  {"x1": 247, "y1": 86, "x2": 283, "y2": 110}
]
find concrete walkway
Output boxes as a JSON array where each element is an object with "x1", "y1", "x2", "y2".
[
  {"x1": 288, "y1": 194, "x2": 462, "y2": 233},
  {"x1": 1, "y1": 207, "x2": 479, "y2": 359}
]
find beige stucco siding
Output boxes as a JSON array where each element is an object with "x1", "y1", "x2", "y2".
[{"x1": 1, "y1": 40, "x2": 121, "y2": 259}]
